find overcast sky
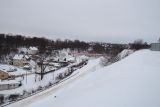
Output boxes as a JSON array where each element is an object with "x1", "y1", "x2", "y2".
[{"x1": 0, "y1": 0, "x2": 160, "y2": 43}]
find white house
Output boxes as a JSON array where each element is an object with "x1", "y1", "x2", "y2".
[
  {"x1": 18, "y1": 47, "x2": 28, "y2": 54},
  {"x1": 28, "y1": 47, "x2": 38, "y2": 55},
  {"x1": 13, "y1": 54, "x2": 29, "y2": 67},
  {"x1": 65, "y1": 55, "x2": 76, "y2": 63}
]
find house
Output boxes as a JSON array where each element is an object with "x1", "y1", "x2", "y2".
[
  {"x1": 53, "y1": 63, "x2": 61, "y2": 68},
  {"x1": 151, "y1": 43, "x2": 160, "y2": 51},
  {"x1": 13, "y1": 54, "x2": 28, "y2": 67},
  {"x1": 18, "y1": 47, "x2": 28, "y2": 54},
  {"x1": 79, "y1": 55, "x2": 89, "y2": 61},
  {"x1": 65, "y1": 55, "x2": 76, "y2": 63},
  {"x1": 28, "y1": 47, "x2": 38, "y2": 55},
  {"x1": 0, "y1": 80, "x2": 21, "y2": 91},
  {"x1": 23, "y1": 65, "x2": 32, "y2": 70},
  {"x1": 0, "y1": 70, "x2": 9, "y2": 80},
  {"x1": 58, "y1": 50, "x2": 69, "y2": 61},
  {"x1": 0, "y1": 64, "x2": 30, "y2": 82}
]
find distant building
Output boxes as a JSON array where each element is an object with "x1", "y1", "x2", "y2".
[
  {"x1": 18, "y1": 47, "x2": 28, "y2": 54},
  {"x1": 65, "y1": 56, "x2": 76, "y2": 63},
  {"x1": 151, "y1": 43, "x2": 160, "y2": 51},
  {"x1": 0, "y1": 70, "x2": 9, "y2": 80},
  {"x1": 28, "y1": 47, "x2": 38, "y2": 55},
  {"x1": 13, "y1": 54, "x2": 29, "y2": 67}
]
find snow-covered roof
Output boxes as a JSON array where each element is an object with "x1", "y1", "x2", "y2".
[
  {"x1": 0, "y1": 64, "x2": 28, "y2": 76},
  {"x1": 23, "y1": 65, "x2": 31, "y2": 68},
  {"x1": 0, "y1": 80, "x2": 20, "y2": 84},
  {"x1": 66, "y1": 55, "x2": 75, "y2": 61},
  {"x1": 25, "y1": 55, "x2": 30, "y2": 59},
  {"x1": 29, "y1": 47, "x2": 38, "y2": 51},
  {"x1": 18, "y1": 47, "x2": 28, "y2": 53},
  {"x1": 79, "y1": 55, "x2": 89, "y2": 60},
  {"x1": 53, "y1": 63, "x2": 61, "y2": 67},
  {"x1": 44, "y1": 66, "x2": 57, "y2": 72},
  {"x1": 13, "y1": 54, "x2": 25, "y2": 60}
]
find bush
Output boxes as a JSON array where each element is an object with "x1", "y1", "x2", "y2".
[
  {"x1": 31, "y1": 89, "x2": 36, "y2": 94},
  {"x1": 8, "y1": 94, "x2": 20, "y2": 101},
  {"x1": 37, "y1": 86, "x2": 43, "y2": 91},
  {"x1": 22, "y1": 90, "x2": 27, "y2": 95},
  {"x1": 0, "y1": 95, "x2": 4, "y2": 104}
]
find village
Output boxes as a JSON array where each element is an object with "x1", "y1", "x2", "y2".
[{"x1": 0, "y1": 46, "x2": 90, "y2": 96}]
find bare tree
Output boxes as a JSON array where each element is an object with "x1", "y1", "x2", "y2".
[{"x1": 134, "y1": 39, "x2": 144, "y2": 44}]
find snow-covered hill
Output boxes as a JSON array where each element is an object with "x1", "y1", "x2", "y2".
[
  {"x1": 8, "y1": 49, "x2": 160, "y2": 107},
  {"x1": 116, "y1": 49, "x2": 134, "y2": 60}
]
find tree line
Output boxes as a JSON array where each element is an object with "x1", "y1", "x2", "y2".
[
  {"x1": 0, "y1": 34, "x2": 89, "y2": 56},
  {"x1": 0, "y1": 33, "x2": 150, "y2": 58}
]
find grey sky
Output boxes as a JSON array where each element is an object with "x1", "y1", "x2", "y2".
[{"x1": 0, "y1": 0, "x2": 160, "y2": 43}]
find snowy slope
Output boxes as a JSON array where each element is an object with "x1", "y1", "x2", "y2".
[
  {"x1": 117, "y1": 49, "x2": 134, "y2": 60},
  {"x1": 8, "y1": 49, "x2": 160, "y2": 107}
]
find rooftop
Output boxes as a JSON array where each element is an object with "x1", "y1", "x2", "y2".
[{"x1": 29, "y1": 47, "x2": 38, "y2": 51}]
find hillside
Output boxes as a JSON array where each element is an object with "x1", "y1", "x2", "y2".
[{"x1": 8, "y1": 49, "x2": 160, "y2": 107}]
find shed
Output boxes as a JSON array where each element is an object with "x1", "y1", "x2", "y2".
[
  {"x1": 28, "y1": 47, "x2": 38, "y2": 55},
  {"x1": 151, "y1": 43, "x2": 160, "y2": 51},
  {"x1": 0, "y1": 80, "x2": 21, "y2": 91},
  {"x1": 0, "y1": 70, "x2": 9, "y2": 80}
]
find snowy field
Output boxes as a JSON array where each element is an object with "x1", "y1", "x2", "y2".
[{"x1": 8, "y1": 49, "x2": 160, "y2": 107}]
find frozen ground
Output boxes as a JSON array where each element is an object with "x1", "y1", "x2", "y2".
[{"x1": 8, "y1": 49, "x2": 160, "y2": 107}]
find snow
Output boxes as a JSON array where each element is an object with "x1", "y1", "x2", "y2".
[
  {"x1": 13, "y1": 54, "x2": 25, "y2": 60},
  {"x1": 79, "y1": 55, "x2": 89, "y2": 60},
  {"x1": 24, "y1": 55, "x2": 29, "y2": 59},
  {"x1": 65, "y1": 55, "x2": 75, "y2": 61},
  {"x1": 6, "y1": 57, "x2": 102, "y2": 106},
  {"x1": 18, "y1": 48, "x2": 28, "y2": 53},
  {"x1": 29, "y1": 47, "x2": 38, "y2": 51},
  {"x1": 29, "y1": 60, "x2": 36, "y2": 68},
  {"x1": 23, "y1": 65, "x2": 30, "y2": 68},
  {"x1": 117, "y1": 49, "x2": 134, "y2": 60},
  {"x1": 7, "y1": 49, "x2": 160, "y2": 107},
  {"x1": 0, "y1": 64, "x2": 28, "y2": 75},
  {"x1": 0, "y1": 80, "x2": 20, "y2": 84}
]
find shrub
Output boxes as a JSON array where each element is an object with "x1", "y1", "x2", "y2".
[
  {"x1": 0, "y1": 95, "x2": 4, "y2": 104},
  {"x1": 8, "y1": 94, "x2": 20, "y2": 101}
]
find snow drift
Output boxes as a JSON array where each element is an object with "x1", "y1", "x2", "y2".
[
  {"x1": 117, "y1": 49, "x2": 134, "y2": 60},
  {"x1": 113, "y1": 49, "x2": 134, "y2": 62}
]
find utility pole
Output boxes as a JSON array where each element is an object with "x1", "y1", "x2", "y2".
[
  {"x1": 39, "y1": 57, "x2": 47, "y2": 80},
  {"x1": 41, "y1": 63, "x2": 43, "y2": 80},
  {"x1": 26, "y1": 70, "x2": 27, "y2": 84}
]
